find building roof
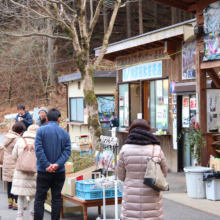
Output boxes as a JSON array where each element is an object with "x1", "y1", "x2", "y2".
[
  {"x1": 94, "y1": 19, "x2": 196, "y2": 61},
  {"x1": 58, "y1": 70, "x2": 116, "y2": 83}
]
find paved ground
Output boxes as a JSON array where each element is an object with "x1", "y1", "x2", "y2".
[{"x1": 1, "y1": 175, "x2": 220, "y2": 220}]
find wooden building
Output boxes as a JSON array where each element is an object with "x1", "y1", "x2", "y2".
[
  {"x1": 95, "y1": 18, "x2": 217, "y2": 172},
  {"x1": 58, "y1": 71, "x2": 116, "y2": 142},
  {"x1": 150, "y1": 0, "x2": 220, "y2": 167}
]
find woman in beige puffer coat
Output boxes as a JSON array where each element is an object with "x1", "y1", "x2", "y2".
[
  {"x1": 11, "y1": 124, "x2": 39, "y2": 220},
  {"x1": 117, "y1": 119, "x2": 168, "y2": 220},
  {"x1": 3, "y1": 122, "x2": 26, "y2": 210}
]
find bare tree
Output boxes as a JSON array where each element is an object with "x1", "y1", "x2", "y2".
[{"x1": 0, "y1": 0, "x2": 127, "y2": 151}]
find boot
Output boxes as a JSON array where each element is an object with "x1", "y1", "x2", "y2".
[
  {"x1": 29, "y1": 211, "x2": 34, "y2": 220},
  {"x1": 15, "y1": 211, "x2": 23, "y2": 220},
  {"x1": 8, "y1": 198, "x2": 13, "y2": 209},
  {"x1": 13, "y1": 199, "x2": 18, "y2": 210}
]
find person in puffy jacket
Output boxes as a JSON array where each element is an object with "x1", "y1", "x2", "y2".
[
  {"x1": 117, "y1": 119, "x2": 168, "y2": 220},
  {"x1": 15, "y1": 105, "x2": 33, "y2": 131},
  {"x1": 3, "y1": 122, "x2": 26, "y2": 210},
  {"x1": 36, "y1": 107, "x2": 48, "y2": 127},
  {"x1": 11, "y1": 124, "x2": 39, "y2": 220}
]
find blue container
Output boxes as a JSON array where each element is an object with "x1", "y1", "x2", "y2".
[
  {"x1": 76, "y1": 188, "x2": 122, "y2": 200},
  {"x1": 76, "y1": 179, "x2": 102, "y2": 191}
]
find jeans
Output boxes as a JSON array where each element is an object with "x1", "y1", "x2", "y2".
[
  {"x1": 7, "y1": 182, "x2": 18, "y2": 202},
  {"x1": 34, "y1": 171, "x2": 65, "y2": 220}
]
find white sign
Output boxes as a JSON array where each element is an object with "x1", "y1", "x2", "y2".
[
  {"x1": 156, "y1": 80, "x2": 163, "y2": 97},
  {"x1": 125, "y1": 92, "x2": 129, "y2": 107},
  {"x1": 173, "y1": 114, "x2": 177, "y2": 150},
  {"x1": 123, "y1": 61, "x2": 162, "y2": 82},
  {"x1": 33, "y1": 108, "x2": 39, "y2": 121},
  {"x1": 137, "y1": 113, "x2": 142, "y2": 119},
  {"x1": 190, "y1": 98, "x2": 197, "y2": 110}
]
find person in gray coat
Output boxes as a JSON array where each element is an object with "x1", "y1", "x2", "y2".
[{"x1": 36, "y1": 107, "x2": 48, "y2": 127}]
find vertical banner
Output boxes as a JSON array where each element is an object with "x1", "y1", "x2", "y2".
[
  {"x1": 182, "y1": 96, "x2": 189, "y2": 128},
  {"x1": 173, "y1": 114, "x2": 177, "y2": 150}
]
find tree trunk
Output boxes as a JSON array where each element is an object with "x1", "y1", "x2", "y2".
[
  {"x1": 126, "y1": 2, "x2": 131, "y2": 38},
  {"x1": 138, "y1": 0, "x2": 143, "y2": 35},
  {"x1": 83, "y1": 66, "x2": 102, "y2": 151},
  {"x1": 103, "y1": 4, "x2": 108, "y2": 35},
  {"x1": 154, "y1": 2, "x2": 157, "y2": 27},
  {"x1": 47, "y1": 4, "x2": 56, "y2": 87},
  {"x1": 183, "y1": 11, "x2": 187, "y2": 21}
]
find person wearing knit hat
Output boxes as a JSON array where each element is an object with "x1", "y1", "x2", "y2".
[{"x1": 36, "y1": 107, "x2": 48, "y2": 127}]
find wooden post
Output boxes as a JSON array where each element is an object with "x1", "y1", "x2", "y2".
[
  {"x1": 178, "y1": 9, "x2": 182, "y2": 23},
  {"x1": 206, "y1": 69, "x2": 220, "y2": 88},
  {"x1": 126, "y1": 2, "x2": 131, "y2": 38},
  {"x1": 154, "y1": 2, "x2": 157, "y2": 26},
  {"x1": 172, "y1": 7, "x2": 177, "y2": 24},
  {"x1": 183, "y1": 11, "x2": 187, "y2": 21},
  {"x1": 139, "y1": 0, "x2": 143, "y2": 35}
]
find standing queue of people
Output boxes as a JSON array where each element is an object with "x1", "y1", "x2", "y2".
[{"x1": 2, "y1": 106, "x2": 71, "y2": 220}]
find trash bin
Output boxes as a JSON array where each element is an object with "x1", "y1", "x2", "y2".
[
  {"x1": 203, "y1": 172, "x2": 220, "y2": 201},
  {"x1": 184, "y1": 166, "x2": 213, "y2": 199}
]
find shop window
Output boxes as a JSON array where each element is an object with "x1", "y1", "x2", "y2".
[
  {"x1": 70, "y1": 98, "x2": 84, "y2": 122},
  {"x1": 119, "y1": 84, "x2": 129, "y2": 127},
  {"x1": 97, "y1": 96, "x2": 117, "y2": 128},
  {"x1": 149, "y1": 79, "x2": 169, "y2": 130}
]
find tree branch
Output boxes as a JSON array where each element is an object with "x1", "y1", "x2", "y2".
[
  {"x1": 88, "y1": 0, "x2": 104, "y2": 42},
  {"x1": 94, "y1": 0, "x2": 122, "y2": 67},
  {"x1": 120, "y1": 0, "x2": 138, "y2": 8},
  {"x1": 0, "y1": 31, "x2": 72, "y2": 41},
  {"x1": 46, "y1": 0, "x2": 77, "y2": 14}
]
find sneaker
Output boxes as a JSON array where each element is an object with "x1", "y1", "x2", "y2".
[
  {"x1": 8, "y1": 198, "x2": 13, "y2": 209},
  {"x1": 15, "y1": 211, "x2": 23, "y2": 220},
  {"x1": 13, "y1": 199, "x2": 18, "y2": 210},
  {"x1": 29, "y1": 211, "x2": 34, "y2": 220}
]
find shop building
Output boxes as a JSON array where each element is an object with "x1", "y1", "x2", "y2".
[
  {"x1": 58, "y1": 71, "x2": 116, "y2": 142},
  {"x1": 95, "y1": 19, "x2": 205, "y2": 172}
]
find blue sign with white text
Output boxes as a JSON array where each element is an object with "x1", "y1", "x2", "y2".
[{"x1": 123, "y1": 61, "x2": 162, "y2": 82}]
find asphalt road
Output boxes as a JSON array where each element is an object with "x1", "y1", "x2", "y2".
[{"x1": 0, "y1": 180, "x2": 219, "y2": 220}]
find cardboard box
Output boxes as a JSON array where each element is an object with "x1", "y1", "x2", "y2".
[
  {"x1": 65, "y1": 162, "x2": 74, "y2": 174},
  {"x1": 62, "y1": 165, "x2": 102, "y2": 196},
  {"x1": 210, "y1": 159, "x2": 220, "y2": 172}
]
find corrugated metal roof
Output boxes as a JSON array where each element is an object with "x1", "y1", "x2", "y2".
[
  {"x1": 58, "y1": 70, "x2": 116, "y2": 83},
  {"x1": 94, "y1": 19, "x2": 196, "y2": 57}
]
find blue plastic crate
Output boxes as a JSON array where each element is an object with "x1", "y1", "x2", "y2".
[
  {"x1": 76, "y1": 179, "x2": 102, "y2": 191},
  {"x1": 76, "y1": 188, "x2": 122, "y2": 200}
]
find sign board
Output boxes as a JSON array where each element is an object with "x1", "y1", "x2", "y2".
[
  {"x1": 116, "y1": 47, "x2": 168, "y2": 70},
  {"x1": 123, "y1": 61, "x2": 162, "y2": 82},
  {"x1": 182, "y1": 96, "x2": 189, "y2": 128},
  {"x1": 33, "y1": 108, "x2": 39, "y2": 121}
]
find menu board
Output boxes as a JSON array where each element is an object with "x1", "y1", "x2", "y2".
[{"x1": 207, "y1": 90, "x2": 220, "y2": 132}]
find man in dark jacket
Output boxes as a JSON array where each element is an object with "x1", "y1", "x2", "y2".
[
  {"x1": 34, "y1": 108, "x2": 71, "y2": 220},
  {"x1": 36, "y1": 107, "x2": 48, "y2": 127},
  {"x1": 15, "y1": 105, "x2": 33, "y2": 130}
]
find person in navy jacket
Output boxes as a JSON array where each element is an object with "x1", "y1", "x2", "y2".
[
  {"x1": 34, "y1": 108, "x2": 71, "y2": 220},
  {"x1": 15, "y1": 105, "x2": 33, "y2": 131}
]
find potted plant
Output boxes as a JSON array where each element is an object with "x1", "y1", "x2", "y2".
[{"x1": 178, "y1": 122, "x2": 207, "y2": 166}]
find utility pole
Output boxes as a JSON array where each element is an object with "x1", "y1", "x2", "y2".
[
  {"x1": 139, "y1": 0, "x2": 143, "y2": 34},
  {"x1": 126, "y1": 2, "x2": 131, "y2": 38}
]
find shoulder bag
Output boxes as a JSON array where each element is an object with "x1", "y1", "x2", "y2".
[
  {"x1": 15, "y1": 138, "x2": 36, "y2": 173},
  {"x1": 143, "y1": 145, "x2": 169, "y2": 191},
  {"x1": 0, "y1": 145, "x2": 4, "y2": 165}
]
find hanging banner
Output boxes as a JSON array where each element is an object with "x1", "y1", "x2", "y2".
[
  {"x1": 203, "y1": 2, "x2": 220, "y2": 61},
  {"x1": 182, "y1": 40, "x2": 196, "y2": 80},
  {"x1": 190, "y1": 98, "x2": 197, "y2": 128},
  {"x1": 123, "y1": 61, "x2": 162, "y2": 82},
  {"x1": 173, "y1": 114, "x2": 177, "y2": 150},
  {"x1": 182, "y1": 96, "x2": 189, "y2": 128}
]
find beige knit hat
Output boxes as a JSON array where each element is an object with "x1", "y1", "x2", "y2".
[{"x1": 27, "y1": 124, "x2": 39, "y2": 132}]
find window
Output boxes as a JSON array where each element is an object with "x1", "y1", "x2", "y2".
[
  {"x1": 119, "y1": 84, "x2": 129, "y2": 127},
  {"x1": 149, "y1": 79, "x2": 169, "y2": 129},
  {"x1": 97, "y1": 96, "x2": 116, "y2": 128},
  {"x1": 70, "y1": 98, "x2": 84, "y2": 122}
]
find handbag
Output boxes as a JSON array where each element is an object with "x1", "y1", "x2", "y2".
[
  {"x1": 143, "y1": 145, "x2": 169, "y2": 191},
  {"x1": 15, "y1": 138, "x2": 36, "y2": 173},
  {"x1": 0, "y1": 145, "x2": 4, "y2": 165}
]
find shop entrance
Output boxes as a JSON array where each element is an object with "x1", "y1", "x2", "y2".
[{"x1": 177, "y1": 94, "x2": 196, "y2": 171}]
